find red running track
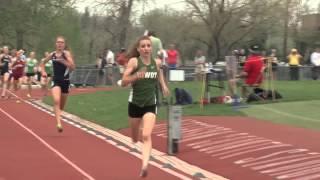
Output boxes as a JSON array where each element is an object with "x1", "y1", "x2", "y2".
[
  {"x1": 121, "y1": 116, "x2": 320, "y2": 180},
  {"x1": 0, "y1": 96, "x2": 192, "y2": 180}
]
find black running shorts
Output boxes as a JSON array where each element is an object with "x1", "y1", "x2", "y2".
[
  {"x1": 52, "y1": 79, "x2": 70, "y2": 94},
  {"x1": 26, "y1": 72, "x2": 35, "y2": 77},
  {"x1": 128, "y1": 103, "x2": 157, "y2": 118}
]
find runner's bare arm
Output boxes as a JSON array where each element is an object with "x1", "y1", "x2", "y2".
[
  {"x1": 63, "y1": 50, "x2": 75, "y2": 70},
  {"x1": 40, "y1": 52, "x2": 53, "y2": 77},
  {"x1": 121, "y1": 57, "x2": 144, "y2": 86},
  {"x1": 0, "y1": 54, "x2": 3, "y2": 67}
]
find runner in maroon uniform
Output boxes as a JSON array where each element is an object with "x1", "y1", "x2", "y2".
[{"x1": 10, "y1": 51, "x2": 25, "y2": 102}]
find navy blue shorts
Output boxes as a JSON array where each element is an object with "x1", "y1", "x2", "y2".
[
  {"x1": 0, "y1": 69, "x2": 9, "y2": 76},
  {"x1": 128, "y1": 103, "x2": 157, "y2": 118},
  {"x1": 52, "y1": 79, "x2": 70, "y2": 94}
]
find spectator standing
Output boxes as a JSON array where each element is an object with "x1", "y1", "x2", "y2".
[
  {"x1": 95, "y1": 53, "x2": 105, "y2": 85},
  {"x1": 310, "y1": 47, "x2": 320, "y2": 80},
  {"x1": 116, "y1": 48, "x2": 128, "y2": 76},
  {"x1": 268, "y1": 49, "x2": 279, "y2": 80},
  {"x1": 104, "y1": 48, "x2": 115, "y2": 85},
  {"x1": 147, "y1": 31, "x2": 163, "y2": 60},
  {"x1": 147, "y1": 31, "x2": 165, "y2": 105},
  {"x1": 194, "y1": 50, "x2": 206, "y2": 81},
  {"x1": 238, "y1": 48, "x2": 247, "y2": 66},
  {"x1": 166, "y1": 43, "x2": 180, "y2": 70},
  {"x1": 287, "y1": 48, "x2": 303, "y2": 80}
]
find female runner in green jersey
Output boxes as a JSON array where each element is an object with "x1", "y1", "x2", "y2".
[
  {"x1": 122, "y1": 36, "x2": 169, "y2": 177},
  {"x1": 40, "y1": 52, "x2": 53, "y2": 96},
  {"x1": 25, "y1": 51, "x2": 38, "y2": 97}
]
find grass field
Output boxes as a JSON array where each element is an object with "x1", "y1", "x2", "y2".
[
  {"x1": 44, "y1": 80, "x2": 320, "y2": 130},
  {"x1": 241, "y1": 100, "x2": 320, "y2": 130}
]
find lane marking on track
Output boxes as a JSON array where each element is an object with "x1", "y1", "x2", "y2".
[
  {"x1": 0, "y1": 107, "x2": 95, "y2": 180},
  {"x1": 3, "y1": 91, "x2": 221, "y2": 180},
  {"x1": 154, "y1": 118, "x2": 320, "y2": 179},
  {"x1": 30, "y1": 99, "x2": 228, "y2": 180}
]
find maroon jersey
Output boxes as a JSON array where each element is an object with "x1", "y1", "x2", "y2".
[{"x1": 12, "y1": 60, "x2": 25, "y2": 75}]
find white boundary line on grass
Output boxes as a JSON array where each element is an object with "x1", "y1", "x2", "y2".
[
  {"x1": 257, "y1": 105, "x2": 320, "y2": 123},
  {"x1": 0, "y1": 107, "x2": 96, "y2": 180}
]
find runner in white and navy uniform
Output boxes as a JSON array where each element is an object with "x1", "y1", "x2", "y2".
[
  {"x1": 41, "y1": 36, "x2": 75, "y2": 132},
  {"x1": 0, "y1": 46, "x2": 12, "y2": 98},
  {"x1": 51, "y1": 51, "x2": 71, "y2": 93}
]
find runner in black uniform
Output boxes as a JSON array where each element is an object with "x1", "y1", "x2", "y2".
[
  {"x1": 0, "y1": 46, "x2": 12, "y2": 98},
  {"x1": 41, "y1": 36, "x2": 75, "y2": 132}
]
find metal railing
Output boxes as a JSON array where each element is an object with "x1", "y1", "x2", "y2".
[{"x1": 69, "y1": 65, "x2": 319, "y2": 87}]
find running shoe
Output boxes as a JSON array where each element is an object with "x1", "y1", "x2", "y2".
[
  {"x1": 57, "y1": 124, "x2": 63, "y2": 133},
  {"x1": 139, "y1": 168, "x2": 148, "y2": 178}
]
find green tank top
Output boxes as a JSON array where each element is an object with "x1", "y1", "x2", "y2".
[
  {"x1": 129, "y1": 57, "x2": 158, "y2": 107},
  {"x1": 26, "y1": 58, "x2": 37, "y2": 73},
  {"x1": 45, "y1": 60, "x2": 53, "y2": 75}
]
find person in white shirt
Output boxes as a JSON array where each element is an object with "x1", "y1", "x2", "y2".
[
  {"x1": 104, "y1": 48, "x2": 115, "y2": 85},
  {"x1": 194, "y1": 50, "x2": 206, "y2": 81},
  {"x1": 310, "y1": 47, "x2": 320, "y2": 80},
  {"x1": 105, "y1": 49, "x2": 115, "y2": 66}
]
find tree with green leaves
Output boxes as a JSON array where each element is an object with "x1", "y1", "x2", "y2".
[{"x1": 0, "y1": 0, "x2": 76, "y2": 49}]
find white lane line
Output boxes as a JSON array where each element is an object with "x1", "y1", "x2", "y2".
[
  {"x1": 199, "y1": 137, "x2": 264, "y2": 152},
  {"x1": 261, "y1": 160, "x2": 320, "y2": 174},
  {"x1": 270, "y1": 163, "x2": 320, "y2": 176},
  {"x1": 243, "y1": 154, "x2": 313, "y2": 168},
  {"x1": 206, "y1": 139, "x2": 271, "y2": 154},
  {"x1": 192, "y1": 135, "x2": 256, "y2": 149},
  {"x1": 186, "y1": 133, "x2": 247, "y2": 147},
  {"x1": 219, "y1": 143, "x2": 289, "y2": 159},
  {"x1": 292, "y1": 173, "x2": 320, "y2": 180},
  {"x1": 199, "y1": 136, "x2": 265, "y2": 152},
  {"x1": 252, "y1": 155, "x2": 320, "y2": 171},
  {"x1": 182, "y1": 128, "x2": 212, "y2": 137},
  {"x1": 236, "y1": 149, "x2": 308, "y2": 165},
  {"x1": 183, "y1": 127, "x2": 230, "y2": 137},
  {"x1": 277, "y1": 167, "x2": 320, "y2": 179},
  {"x1": 181, "y1": 130, "x2": 234, "y2": 142},
  {"x1": 0, "y1": 107, "x2": 95, "y2": 180}
]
